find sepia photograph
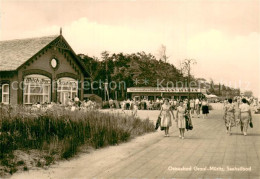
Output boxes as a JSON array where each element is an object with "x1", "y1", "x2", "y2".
[{"x1": 0, "y1": 0, "x2": 259, "y2": 178}]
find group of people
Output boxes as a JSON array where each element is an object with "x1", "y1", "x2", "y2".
[
  {"x1": 32, "y1": 97, "x2": 97, "y2": 112},
  {"x1": 32, "y1": 95, "x2": 255, "y2": 138},
  {"x1": 223, "y1": 98, "x2": 253, "y2": 136},
  {"x1": 158, "y1": 99, "x2": 194, "y2": 139},
  {"x1": 233, "y1": 96, "x2": 259, "y2": 113},
  {"x1": 189, "y1": 98, "x2": 209, "y2": 119},
  {"x1": 118, "y1": 98, "x2": 209, "y2": 115},
  {"x1": 119, "y1": 98, "x2": 183, "y2": 111},
  {"x1": 119, "y1": 99, "x2": 161, "y2": 110},
  {"x1": 156, "y1": 97, "x2": 254, "y2": 139},
  {"x1": 69, "y1": 99, "x2": 97, "y2": 111}
]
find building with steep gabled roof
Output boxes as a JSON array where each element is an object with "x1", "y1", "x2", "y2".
[{"x1": 0, "y1": 31, "x2": 88, "y2": 105}]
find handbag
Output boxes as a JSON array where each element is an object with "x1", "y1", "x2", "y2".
[
  {"x1": 185, "y1": 114, "x2": 193, "y2": 131},
  {"x1": 155, "y1": 117, "x2": 161, "y2": 130},
  {"x1": 249, "y1": 121, "x2": 253, "y2": 128}
]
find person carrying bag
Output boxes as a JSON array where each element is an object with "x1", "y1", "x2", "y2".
[{"x1": 238, "y1": 98, "x2": 253, "y2": 136}]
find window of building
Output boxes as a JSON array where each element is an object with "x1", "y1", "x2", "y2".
[
  {"x1": 57, "y1": 77, "x2": 78, "y2": 105},
  {"x1": 2, "y1": 84, "x2": 9, "y2": 104},
  {"x1": 23, "y1": 74, "x2": 51, "y2": 104}
]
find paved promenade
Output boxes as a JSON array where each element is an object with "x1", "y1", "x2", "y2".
[{"x1": 11, "y1": 109, "x2": 260, "y2": 179}]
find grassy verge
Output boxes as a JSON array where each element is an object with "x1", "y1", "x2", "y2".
[{"x1": 0, "y1": 105, "x2": 154, "y2": 176}]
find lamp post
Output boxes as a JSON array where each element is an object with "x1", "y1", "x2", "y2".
[
  {"x1": 104, "y1": 58, "x2": 109, "y2": 101},
  {"x1": 187, "y1": 63, "x2": 190, "y2": 103},
  {"x1": 183, "y1": 59, "x2": 196, "y2": 110},
  {"x1": 101, "y1": 51, "x2": 110, "y2": 101},
  {"x1": 104, "y1": 79, "x2": 109, "y2": 101}
]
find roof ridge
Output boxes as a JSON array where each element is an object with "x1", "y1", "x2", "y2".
[
  {"x1": 0, "y1": 35, "x2": 59, "y2": 71},
  {"x1": 0, "y1": 35, "x2": 59, "y2": 43}
]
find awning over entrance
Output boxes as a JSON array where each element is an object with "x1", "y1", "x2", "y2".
[
  {"x1": 127, "y1": 87, "x2": 205, "y2": 93},
  {"x1": 127, "y1": 87, "x2": 205, "y2": 100}
]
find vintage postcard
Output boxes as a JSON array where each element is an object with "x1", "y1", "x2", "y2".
[{"x1": 0, "y1": 0, "x2": 259, "y2": 178}]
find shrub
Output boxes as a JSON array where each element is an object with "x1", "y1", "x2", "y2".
[{"x1": 0, "y1": 104, "x2": 154, "y2": 175}]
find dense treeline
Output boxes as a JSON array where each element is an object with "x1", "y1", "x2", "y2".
[
  {"x1": 78, "y1": 51, "x2": 240, "y2": 100},
  {"x1": 79, "y1": 51, "x2": 192, "y2": 100}
]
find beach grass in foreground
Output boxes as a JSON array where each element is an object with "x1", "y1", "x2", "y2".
[{"x1": 0, "y1": 105, "x2": 154, "y2": 176}]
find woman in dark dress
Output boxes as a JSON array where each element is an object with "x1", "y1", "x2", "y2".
[{"x1": 202, "y1": 99, "x2": 209, "y2": 119}]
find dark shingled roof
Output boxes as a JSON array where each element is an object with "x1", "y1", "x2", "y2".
[{"x1": 0, "y1": 35, "x2": 59, "y2": 71}]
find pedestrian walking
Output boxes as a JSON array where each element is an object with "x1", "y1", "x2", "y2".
[
  {"x1": 238, "y1": 98, "x2": 253, "y2": 136},
  {"x1": 173, "y1": 99, "x2": 177, "y2": 110},
  {"x1": 223, "y1": 99, "x2": 236, "y2": 135},
  {"x1": 253, "y1": 98, "x2": 258, "y2": 113},
  {"x1": 195, "y1": 98, "x2": 201, "y2": 118},
  {"x1": 176, "y1": 101, "x2": 187, "y2": 139},
  {"x1": 158, "y1": 99, "x2": 175, "y2": 137},
  {"x1": 202, "y1": 99, "x2": 209, "y2": 119},
  {"x1": 190, "y1": 99, "x2": 195, "y2": 117}
]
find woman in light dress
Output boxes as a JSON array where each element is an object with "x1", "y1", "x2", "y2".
[
  {"x1": 190, "y1": 99, "x2": 195, "y2": 117},
  {"x1": 195, "y1": 98, "x2": 201, "y2": 118},
  {"x1": 223, "y1": 99, "x2": 236, "y2": 135},
  {"x1": 159, "y1": 99, "x2": 175, "y2": 137},
  {"x1": 176, "y1": 101, "x2": 187, "y2": 139},
  {"x1": 238, "y1": 98, "x2": 252, "y2": 136}
]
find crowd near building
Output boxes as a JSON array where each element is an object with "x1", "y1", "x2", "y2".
[{"x1": 127, "y1": 87, "x2": 206, "y2": 101}]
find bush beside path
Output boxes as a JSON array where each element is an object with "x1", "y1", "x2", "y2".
[{"x1": 0, "y1": 105, "x2": 154, "y2": 177}]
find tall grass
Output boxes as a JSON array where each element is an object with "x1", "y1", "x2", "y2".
[{"x1": 0, "y1": 104, "x2": 154, "y2": 174}]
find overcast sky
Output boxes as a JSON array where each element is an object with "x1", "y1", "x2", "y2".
[{"x1": 0, "y1": 0, "x2": 259, "y2": 97}]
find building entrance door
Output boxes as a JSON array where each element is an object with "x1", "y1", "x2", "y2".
[
  {"x1": 64, "y1": 92, "x2": 70, "y2": 105},
  {"x1": 59, "y1": 91, "x2": 70, "y2": 105},
  {"x1": 57, "y1": 77, "x2": 78, "y2": 105}
]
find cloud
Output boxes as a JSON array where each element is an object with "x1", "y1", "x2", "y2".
[{"x1": 18, "y1": 17, "x2": 164, "y2": 57}]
